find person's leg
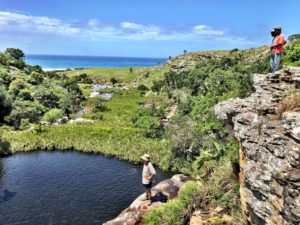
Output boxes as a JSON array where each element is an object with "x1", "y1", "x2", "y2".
[
  {"x1": 147, "y1": 188, "x2": 152, "y2": 205},
  {"x1": 275, "y1": 53, "x2": 282, "y2": 71},
  {"x1": 146, "y1": 188, "x2": 151, "y2": 198},
  {"x1": 270, "y1": 53, "x2": 274, "y2": 73},
  {"x1": 270, "y1": 53, "x2": 275, "y2": 73}
]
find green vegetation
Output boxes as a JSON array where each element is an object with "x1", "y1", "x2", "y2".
[
  {"x1": 144, "y1": 182, "x2": 200, "y2": 225},
  {"x1": 42, "y1": 108, "x2": 64, "y2": 123},
  {"x1": 1, "y1": 40, "x2": 299, "y2": 223},
  {"x1": 283, "y1": 38, "x2": 300, "y2": 66}
]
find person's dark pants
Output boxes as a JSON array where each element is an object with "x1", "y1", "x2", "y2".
[
  {"x1": 270, "y1": 52, "x2": 282, "y2": 73},
  {"x1": 143, "y1": 182, "x2": 152, "y2": 189}
]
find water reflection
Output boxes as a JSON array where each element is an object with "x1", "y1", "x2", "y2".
[
  {"x1": 0, "y1": 189, "x2": 17, "y2": 203},
  {"x1": 0, "y1": 151, "x2": 173, "y2": 225}
]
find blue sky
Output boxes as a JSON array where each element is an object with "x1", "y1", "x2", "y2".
[{"x1": 0, "y1": 0, "x2": 299, "y2": 57}]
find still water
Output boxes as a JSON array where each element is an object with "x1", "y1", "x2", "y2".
[{"x1": 0, "y1": 151, "x2": 172, "y2": 225}]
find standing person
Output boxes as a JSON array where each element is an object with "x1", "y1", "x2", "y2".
[
  {"x1": 270, "y1": 26, "x2": 285, "y2": 74},
  {"x1": 141, "y1": 154, "x2": 156, "y2": 206}
]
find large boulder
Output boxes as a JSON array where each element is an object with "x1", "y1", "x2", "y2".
[{"x1": 103, "y1": 174, "x2": 191, "y2": 225}]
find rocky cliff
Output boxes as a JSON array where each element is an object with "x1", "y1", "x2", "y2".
[
  {"x1": 104, "y1": 174, "x2": 190, "y2": 225},
  {"x1": 215, "y1": 67, "x2": 300, "y2": 224}
]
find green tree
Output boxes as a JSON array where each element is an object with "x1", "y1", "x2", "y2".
[
  {"x1": 0, "y1": 87, "x2": 12, "y2": 122},
  {"x1": 5, "y1": 48, "x2": 25, "y2": 61}
]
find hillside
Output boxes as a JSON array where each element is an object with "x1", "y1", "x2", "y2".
[{"x1": 1, "y1": 36, "x2": 300, "y2": 224}]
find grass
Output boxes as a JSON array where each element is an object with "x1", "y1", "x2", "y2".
[
  {"x1": 5, "y1": 123, "x2": 173, "y2": 170},
  {"x1": 277, "y1": 92, "x2": 300, "y2": 118},
  {"x1": 60, "y1": 67, "x2": 152, "y2": 84}
]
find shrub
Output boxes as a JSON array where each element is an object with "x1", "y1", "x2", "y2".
[
  {"x1": 144, "y1": 182, "x2": 200, "y2": 225},
  {"x1": 42, "y1": 108, "x2": 64, "y2": 124},
  {"x1": 0, "y1": 136, "x2": 11, "y2": 155},
  {"x1": 0, "y1": 53, "x2": 9, "y2": 66},
  {"x1": 33, "y1": 87, "x2": 60, "y2": 108},
  {"x1": 0, "y1": 87, "x2": 12, "y2": 121},
  {"x1": 0, "y1": 71, "x2": 13, "y2": 87},
  {"x1": 83, "y1": 97, "x2": 107, "y2": 112},
  {"x1": 18, "y1": 89, "x2": 33, "y2": 101},
  {"x1": 110, "y1": 77, "x2": 118, "y2": 85},
  {"x1": 283, "y1": 42, "x2": 300, "y2": 66},
  {"x1": 151, "y1": 80, "x2": 164, "y2": 93},
  {"x1": 133, "y1": 115, "x2": 162, "y2": 139},
  {"x1": 8, "y1": 79, "x2": 27, "y2": 98},
  {"x1": 30, "y1": 71, "x2": 44, "y2": 84},
  {"x1": 8, "y1": 100, "x2": 46, "y2": 127},
  {"x1": 19, "y1": 118, "x2": 31, "y2": 130},
  {"x1": 137, "y1": 84, "x2": 149, "y2": 95}
]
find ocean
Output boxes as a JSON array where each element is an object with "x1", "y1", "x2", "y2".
[{"x1": 25, "y1": 55, "x2": 167, "y2": 70}]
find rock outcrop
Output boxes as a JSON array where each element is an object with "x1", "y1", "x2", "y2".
[
  {"x1": 215, "y1": 67, "x2": 300, "y2": 225},
  {"x1": 104, "y1": 174, "x2": 191, "y2": 225}
]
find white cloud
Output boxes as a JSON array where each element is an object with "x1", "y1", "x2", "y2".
[
  {"x1": 193, "y1": 25, "x2": 224, "y2": 36},
  {"x1": 0, "y1": 11, "x2": 254, "y2": 45},
  {"x1": 121, "y1": 21, "x2": 144, "y2": 30}
]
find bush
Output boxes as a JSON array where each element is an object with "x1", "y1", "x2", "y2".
[
  {"x1": 30, "y1": 72, "x2": 44, "y2": 84},
  {"x1": 283, "y1": 42, "x2": 300, "y2": 66},
  {"x1": 18, "y1": 89, "x2": 33, "y2": 101},
  {"x1": 83, "y1": 97, "x2": 107, "y2": 112},
  {"x1": 133, "y1": 115, "x2": 162, "y2": 139},
  {"x1": 110, "y1": 77, "x2": 118, "y2": 85},
  {"x1": 137, "y1": 84, "x2": 149, "y2": 95},
  {"x1": 8, "y1": 79, "x2": 27, "y2": 98},
  {"x1": 151, "y1": 80, "x2": 164, "y2": 93},
  {"x1": 0, "y1": 53, "x2": 9, "y2": 66},
  {"x1": 144, "y1": 182, "x2": 200, "y2": 225},
  {"x1": 0, "y1": 136, "x2": 11, "y2": 155},
  {"x1": 0, "y1": 71, "x2": 13, "y2": 87},
  {"x1": 42, "y1": 108, "x2": 64, "y2": 124},
  {"x1": 33, "y1": 87, "x2": 60, "y2": 108},
  {"x1": 8, "y1": 100, "x2": 46, "y2": 127},
  {"x1": 19, "y1": 118, "x2": 31, "y2": 130},
  {"x1": 0, "y1": 87, "x2": 12, "y2": 121}
]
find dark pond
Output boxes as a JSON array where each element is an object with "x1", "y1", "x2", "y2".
[{"x1": 0, "y1": 151, "x2": 172, "y2": 225}]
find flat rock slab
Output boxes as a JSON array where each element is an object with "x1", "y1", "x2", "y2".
[{"x1": 103, "y1": 174, "x2": 191, "y2": 225}]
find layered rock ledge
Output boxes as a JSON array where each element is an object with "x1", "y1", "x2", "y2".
[
  {"x1": 215, "y1": 67, "x2": 300, "y2": 225},
  {"x1": 104, "y1": 174, "x2": 191, "y2": 225}
]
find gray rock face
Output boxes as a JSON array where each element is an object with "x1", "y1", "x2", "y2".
[
  {"x1": 215, "y1": 67, "x2": 300, "y2": 225},
  {"x1": 103, "y1": 174, "x2": 191, "y2": 225}
]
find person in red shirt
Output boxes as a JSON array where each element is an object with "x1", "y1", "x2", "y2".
[{"x1": 270, "y1": 26, "x2": 285, "y2": 74}]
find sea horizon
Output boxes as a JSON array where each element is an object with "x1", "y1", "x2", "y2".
[{"x1": 25, "y1": 54, "x2": 167, "y2": 70}]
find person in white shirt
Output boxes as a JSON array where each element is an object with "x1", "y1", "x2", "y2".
[{"x1": 141, "y1": 154, "x2": 156, "y2": 206}]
